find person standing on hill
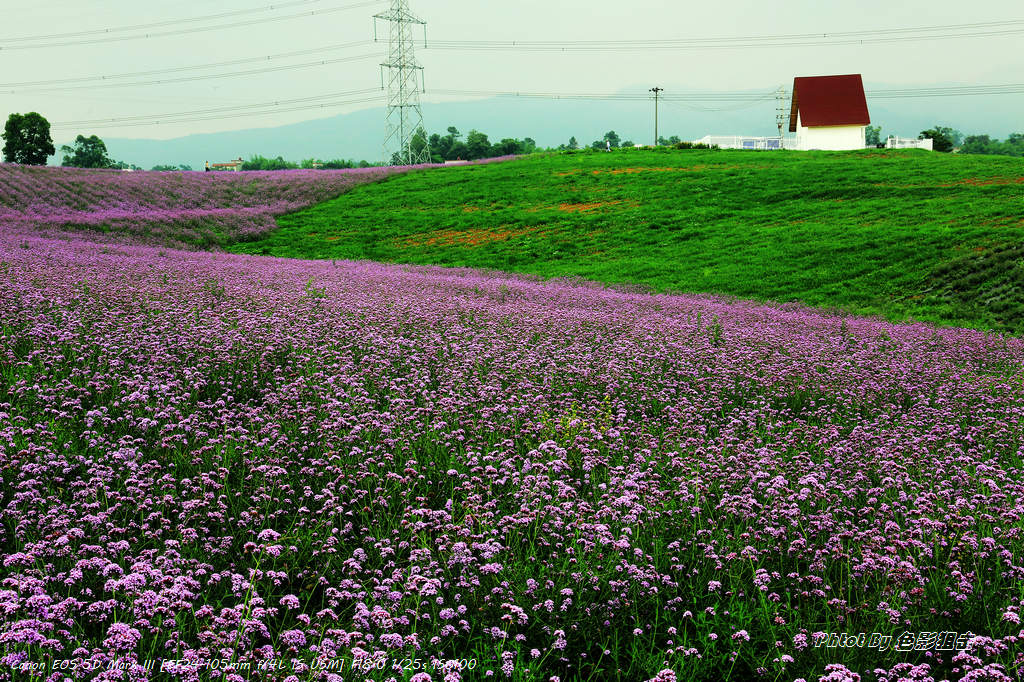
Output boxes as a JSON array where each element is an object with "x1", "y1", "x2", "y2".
[
  {"x1": 606, "y1": 140, "x2": 611, "y2": 152},
  {"x1": 205, "y1": 161, "x2": 210, "y2": 172}
]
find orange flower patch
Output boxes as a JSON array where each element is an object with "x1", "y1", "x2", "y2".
[
  {"x1": 396, "y1": 226, "x2": 539, "y2": 248},
  {"x1": 558, "y1": 200, "x2": 639, "y2": 212},
  {"x1": 587, "y1": 165, "x2": 714, "y2": 175},
  {"x1": 978, "y1": 217, "x2": 1024, "y2": 228},
  {"x1": 941, "y1": 176, "x2": 1024, "y2": 187},
  {"x1": 881, "y1": 176, "x2": 1024, "y2": 189},
  {"x1": 325, "y1": 236, "x2": 340, "y2": 241}
]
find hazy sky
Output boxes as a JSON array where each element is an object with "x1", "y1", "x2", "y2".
[{"x1": 2, "y1": 0, "x2": 1022, "y2": 141}]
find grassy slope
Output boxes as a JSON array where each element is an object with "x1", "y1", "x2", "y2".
[{"x1": 230, "y1": 148, "x2": 1024, "y2": 332}]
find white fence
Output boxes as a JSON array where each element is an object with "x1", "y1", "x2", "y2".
[
  {"x1": 886, "y1": 136, "x2": 934, "y2": 151},
  {"x1": 693, "y1": 135, "x2": 796, "y2": 150}
]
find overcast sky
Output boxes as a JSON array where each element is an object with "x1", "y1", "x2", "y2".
[{"x1": 2, "y1": 0, "x2": 1022, "y2": 141}]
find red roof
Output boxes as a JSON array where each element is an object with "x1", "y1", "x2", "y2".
[{"x1": 788, "y1": 74, "x2": 869, "y2": 132}]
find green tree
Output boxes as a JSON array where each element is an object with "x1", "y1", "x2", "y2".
[
  {"x1": 465, "y1": 130, "x2": 492, "y2": 160},
  {"x1": 604, "y1": 131, "x2": 621, "y2": 148},
  {"x1": 865, "y1": 125, "x2": 882, "y2": 147},
  {"x1": 1005, "y1": 133, "x2": 1024, "y2": 156},
  {"x1": 955, "y1": 133, "x2": 1024, "y2": 157},
  {"x1": 3, "y1": 112, "x2": 56, "y2": 165},
  {"x1": 430, "y1": 126, "x2": 465, "y2": 160},
  {"x1": 520, "y1": 137, "x2": 537, "y2": 154},
  {"x1": 410, "y1": 126, "x2": 430, "y2": 162},
  {"x1": 918, "y1": 127, "x2": 958, "y2": 153},
  {"x1": 428, "y1": 133, "x2": 446, "y2": 162},
  {"x1": 60, "y1": 134, "x2": 113, "y2": 168},
  {"x1": 567, "y1": 136, "x2": 579, "y2": 150},
  {"x1": 495, "y1": 138, "x2": 520, "y2": 156},
  {"x1": 960, "y1": 134, "x2": 993, "y2": 155}
]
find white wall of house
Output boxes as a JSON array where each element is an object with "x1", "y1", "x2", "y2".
[{"x1": 794, "y1": 111, "x2": 866, "y2": 151}]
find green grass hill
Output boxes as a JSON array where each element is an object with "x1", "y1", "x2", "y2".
[{"x1": 229, "y1": 148, "x2": 1024, "y2": 333}]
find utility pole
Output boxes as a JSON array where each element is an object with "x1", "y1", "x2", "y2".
[
  {"x1": 374, "y1": 0, "x2": 430, "y2": 165},
  {"x1": 776, "y1": 86, "x2": 788, "y2": 149},
  {"x1": 650, "y1": 87, "x2": 663, "y2": 146}
]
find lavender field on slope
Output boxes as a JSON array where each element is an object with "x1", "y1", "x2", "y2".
[
  {"x1": 1, "y1": 230, "x2": 1023, "y2": 682},
  {"x1": 0, "y1": 163, "x2": 413, "y2": 248}
]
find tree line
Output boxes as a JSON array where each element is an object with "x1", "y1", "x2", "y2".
[
  {"x1": 237, "y1": 156, "x2": 383, "y2": 171},
  {"x1": 867, "y1": 124, "x2": 1023, "y2": 156},
  {"x1": 416, "y1": 126, "x2": 692, "y2": 160},
  {"x1": 406, "y1": 126, "x2": 537, "y2": 163},
  {"x1": 5, "y1": 112, "x2": 1023, "y2": 169},
  {"x1": 2, "y1": 113, "x2": 143, "y2": 169}
]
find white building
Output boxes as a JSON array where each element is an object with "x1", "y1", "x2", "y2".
[
  {"x1": 210, "y1": 158, "x2": 244, "y2": 171},
  {"x1": 886, "y1": 136, "x2": 934, "y2": 151},
  {"x1": 693, "y1": 135, "x2": 795, "y2": 150},
  {"x1": 788, "y1": 74, "x2": 870, "y2": 151}
]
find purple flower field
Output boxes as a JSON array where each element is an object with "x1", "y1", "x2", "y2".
[
  {"x1": 0, "y1": 226, "x2": 1022, "y2": 681},
  {"x1": 0, "y1": 161, "x2": 506, "y2": 249}
]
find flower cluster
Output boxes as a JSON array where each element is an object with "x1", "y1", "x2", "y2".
[{"x1": 0, "y1": 224, "x2": 1021, "y2": 680}]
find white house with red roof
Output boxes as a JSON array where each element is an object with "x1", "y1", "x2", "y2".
[
  {"x1": 209, "y1": 158, "x2": 244, "y2": 171},
  {"x1": 789, "y1": 74, "x2": 870, "y2": 151}
]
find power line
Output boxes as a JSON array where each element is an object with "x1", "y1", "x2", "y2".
[
  {"x1": 429, "y1": 83, "x2": 1024, "y2": 101},
  {"x1": 0, "y1": 40, "x2": 373, "y2": 88},
  {"x1": 51, "y1": 96, "x2": 386, "y2": 129},
  {"x1": 0, "y1": 0, "x2": 384, "y2": 50},
  {"x1": 50, "y1": 87, "x2": 382, "y2": 128},
  {"x1": 42, "y1": 81, "x2": 1024, "y2": 132},
  {"x1": 660, "y1": 98, "x2": 775, "y2": 113},
  {"x1": 423, "y1": 18, "x2": 1024, "y2": 52},
  {"x1": 0, "y1": 0, "x2": 328, "y2": 42},
  {"x1": 869, "y1": 84, "x2": 1024, "y2": 97},
  {"x1": 429, "y1": 88, "x2": 773, "y2": 102},
  {"x1": 2, "y1": 53, "x2": 380, "y2": 94}
]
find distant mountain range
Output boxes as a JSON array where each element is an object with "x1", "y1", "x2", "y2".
[{"x1": 48, "y1": 85, "x2": 1024, "y2": 169}]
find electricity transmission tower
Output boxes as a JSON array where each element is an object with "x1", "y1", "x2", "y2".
[
  {"x1": 776, "y1": 86, "x2": 789, "y2": 149},
  {"x1": 374, "y1": 0, "x2": 430, "y2": 165}
]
